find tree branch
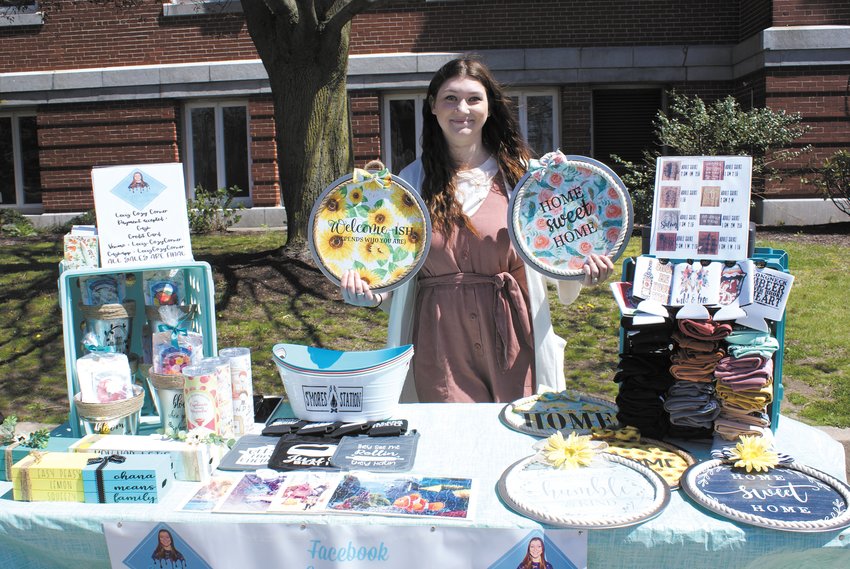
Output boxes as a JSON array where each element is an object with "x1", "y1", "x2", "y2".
[
  {"x1": 257, "y1": 0, "x2": 297, "y2": 19},
  {"x1": 325, "y1": 0, "x2": 388, "y2": 36},
  {"x1": 295, "y1": 0, "x2": 319, "y2": 30}
]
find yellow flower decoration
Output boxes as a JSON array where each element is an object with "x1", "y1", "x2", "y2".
[
  {"x1": 396, "y1": 191, "x2": 422, "y2": 218},
  {"x1": 542, "y1": 432, "x2": 597, "y2": 470},
  {"x1": 316, "y1": 229, "x2": 355, "y2": 262},
  {"x1": 367, "y1": 205, "x2": 395, "y2": 230},
  {"x1": 347, "y1": 186, "x2": 365, "y2": 205},
  {"x1": 729, "y1": 435, "x2": 779, "y2": 473},
  {"x1": 320, "y1": 193, "x2": 347, "y2": 221},
  {"x1": 399, "y1": 222, "x2": 425, "y2": 254},
  {"x1": 591, "y1": 425, "x2": 641, "y2": 443},
  {"x1": 356, "y1": 268, "x2": 381, "y2": 289},
  {"x1": 359, "y1": 239, "x2": 391, "y2": 263},
  {"x1": 389, "y1": 265, "x2": 409, "y2": 282}
]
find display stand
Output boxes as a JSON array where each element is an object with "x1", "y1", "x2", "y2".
[
  {"x1": 58, "y1": 261, "x2": 218, "y2": 437},
  {"x1": 618, "y1": 244, "x2": 789, "y2": 433}
]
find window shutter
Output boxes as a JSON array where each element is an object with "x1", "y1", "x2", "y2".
[{"x1": 592, "y1": 89, "x2": 662, "y2": 170}]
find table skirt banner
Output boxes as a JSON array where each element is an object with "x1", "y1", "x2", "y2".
[{"x1": 105, "y1": 522, "x2": 587, "y2": 569}]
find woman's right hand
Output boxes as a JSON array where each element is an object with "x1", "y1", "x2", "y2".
[{"x1": 340, "y1": 269, "x2": 382, "y2": 308}]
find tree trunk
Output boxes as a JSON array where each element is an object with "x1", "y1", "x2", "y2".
[
  {"x1": 271, "y1": 46, "x2": 352, "y2": 257},
  {"x1": 243, "y1": 2, "x2": 361, "y2": 260}
]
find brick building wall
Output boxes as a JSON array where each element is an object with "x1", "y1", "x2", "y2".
[
  {"x1": 763, "y1": 66, "x2": 850, "y2": 197},
  {"x1": 2, "y1": 1, "x2": 846, "y2": 220},
  {"x1": 350, "y1": 93, "x2": 382, "y2": 167},
  {"x1": 38, "y1": 100, "x2": 180, "y2": 211},
  {"x1": 772, "y1": 1, "x2": 850, "y2": 26},
  {"x1": 0, "y1": 1, "x2": 254, "y2": 74},
  {"x1": 352, "y1": 0, "x2": 741, "y2": 52},
  {"x1": 248, "y1": 98, "x2": 279, "y2": 206}
]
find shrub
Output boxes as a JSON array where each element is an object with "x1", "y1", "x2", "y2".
[
  {"x1": 0, "y1": 210, "x2": 37, "y2": 237},
  {"x1": 814, "y1": 150, "x2": 850, "y2": 218},
  {"x1": 187, "y1": 185, "x2": 245, "y2": 234},
  {"x1": 613, "y1": 92, "x2": 811, "y2": 224}
]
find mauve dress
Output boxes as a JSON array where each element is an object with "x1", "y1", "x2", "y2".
[{"x1": 412, "y1": 178, "x2": 535, "y2": 403}]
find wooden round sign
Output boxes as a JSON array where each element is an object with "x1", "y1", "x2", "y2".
[
  {"x1": 508, "y1": 152, "x2": 633, "y2": 280},
  {"x1": 308, "y1": 168, "x2": 431, "y2": 293}
]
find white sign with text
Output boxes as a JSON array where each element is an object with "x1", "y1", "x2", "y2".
[
  {"x1": 104, "y1": 521, "x2": 587, "y2": 569},
  {"x1": 92, "y1": 163, "x2": 193, "y2": 268}
]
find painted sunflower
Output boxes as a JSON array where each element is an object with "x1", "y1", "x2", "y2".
[
  {"x1": 356, "y1": 268, "x2": 381, "y2": 289},
  {"x1": 367, "y1": 205, "x2": 395, "y2": 230},
  {"x1": 347, "y1": 185, "x2": 365, "y2": 205},
  {"x1": 399, "y1": 222, "x2": 425, "y2": 254},
  {"x1": 320, "y1": 192, "x2": 348, "y2": 221},
  {"x1": 395, "y1": 191, "x2": 422, "y2": 219},
  {"x1": 316, "y1": 229, "x2": 355, "y2": 262},
  {"x1": 359, "y1": 239, "x2": 392, "y2": 263}
]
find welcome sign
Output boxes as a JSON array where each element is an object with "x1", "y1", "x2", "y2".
[
  {"x1": 308, "y1": 167, "x2": 431, "y2": 292},
  {"x1": 92, "y1": 163, "x2": 193, "y2": 268}
]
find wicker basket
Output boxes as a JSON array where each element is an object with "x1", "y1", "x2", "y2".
[
  {"x1": 147, "y1": 369, "x2": 185, "y2": 391},
  {"x1": 79, "y1": 300, "x2": 136, "y2": 355},
  {"x1": 74, "y1": 384, "x2": 144, "y2": 422}
]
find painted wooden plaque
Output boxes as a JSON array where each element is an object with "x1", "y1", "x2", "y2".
[
  {"x1": 602, "y1": 439, "x2": 695, "y2": 490},
  {"x1": 498, "y1": 453, "x2": 670, "y2": 529},
  {"x1": 681, "y1": 459, "x2": 850, "y2": 532},
  {"x1": 308, "y1": 168, "x2": 431, "y2": 293},
  {"x1": 508, "y1": 152, "x2": 633, "y2": 280},
  {"x1": 500, "y1": 390, "x2": 619, "y2": 437}
]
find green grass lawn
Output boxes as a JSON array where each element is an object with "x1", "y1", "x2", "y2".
[{"x1": 0, "y1": 230, "x2": 847, "y2": 429}]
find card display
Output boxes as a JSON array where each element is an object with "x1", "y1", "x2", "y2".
[{"x1": 649, "y1": 156, "x2": 752, "y2": 260}]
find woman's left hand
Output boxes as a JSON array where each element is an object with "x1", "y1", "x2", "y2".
[{"x1": 582, "y1": 254, "x2": 615, "y2": 287}]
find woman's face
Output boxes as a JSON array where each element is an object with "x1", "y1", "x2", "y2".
[
  {"x1": 159, "y1": 531, "x2": 172, "y2": 547},
  {"x1": 529, "y1": 538, "x2": 543, "y2": 558},
  {"x1": 431, "y1": 76, "x2": 489, "y2": 148}
]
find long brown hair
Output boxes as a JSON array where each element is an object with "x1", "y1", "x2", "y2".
[
  {"x1": 518, "y1": 537, "x2": 548, "y2": 569},
  {"x1": 421, "y1": 57, "x2": 532, "y2": 235}
]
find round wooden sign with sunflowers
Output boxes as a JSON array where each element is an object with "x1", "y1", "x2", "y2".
[
  {"x1": 508, "y1": 152, "x2": 633, "y2": 280},
  {"x1": 308, "y1": 167, "x2": 432, "y2": 292}
]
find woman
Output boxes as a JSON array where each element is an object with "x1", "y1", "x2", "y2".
[
  {"x1": 518, "y1": 537, "x2": 553, "y2": 569},
  {"x1": 342, "y1": 57, "x2": 613, "y2": 403},
  {"x1": 150, "y1": 528, "x2": 186, "y2": 569}
]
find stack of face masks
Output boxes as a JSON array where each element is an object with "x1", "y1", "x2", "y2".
[
  {"x1": 712, "y1": 328, "x2": 780, "y2": 440},
  {"x1": 662, "y1": 319, "x2": 732, "y2": 438},
  {"x1": 614, "y1": 352, "x2": 675, "y2": 440}
]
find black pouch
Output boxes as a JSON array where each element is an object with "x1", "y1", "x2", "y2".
[
  {"x1": 267, "y1": 434, "x2": 339, "y2": 471},
  {"x1": 261, "y1": 418, "x2": 308, "y2": 436},
  {"x1": 328, "y1": 421, "x2": 375, "y2": 438},
  {"x1": 296, "y1": 421, "x2": 343, "y2": 437},
  {"x1": 367, "y1": 419, "x2": 408, "y2": 437}
]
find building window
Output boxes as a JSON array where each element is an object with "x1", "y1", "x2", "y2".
[
  {"x1": 0, "y1": 112, "x2": 41, "y2": 209},
  {"x1": 508, "y1": 90, "x2": 559, "y2": 158},
  {"x1": 592, "y1": 88, "x2": 663, "y2": 170},
  {"x1": 382, "y1": 94, "x2": 426, "y2": 174},
  {"x1": 184, "y1": 101, "x2": 251, "y2": 202},
  {"x1": 382, "y1": 89, "x2": 558, "y2": 173}
]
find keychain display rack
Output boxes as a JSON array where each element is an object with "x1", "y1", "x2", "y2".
[{"x1": 619, "y1": 240, "x2": 789, "y2": 435}]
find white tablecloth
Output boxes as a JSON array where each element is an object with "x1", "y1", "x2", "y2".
[{"x1": 1, "y1": 404, "x2": 849, "y2": 568}]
